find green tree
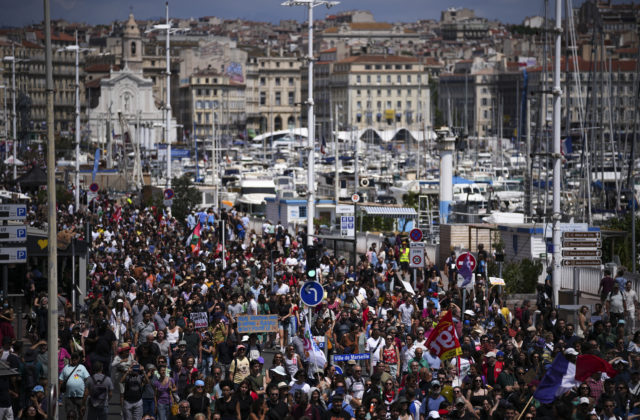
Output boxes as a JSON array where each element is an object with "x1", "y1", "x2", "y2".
[
  {"x1": 501, "y1": 258, "x2": 542, "y2": 294},
  {"x1": 602, "y1": 212, "x2": 639, "y2": 269},
  {"x1": 171, "y1": 174, "x2": 200, "y2": 226}
]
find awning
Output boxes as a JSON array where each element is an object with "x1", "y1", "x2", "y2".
[{"x1": 361, "y1": 206, "x2": 417, "y2": 218}]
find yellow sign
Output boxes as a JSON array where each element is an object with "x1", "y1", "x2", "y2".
[{"x1": 384, "y1": 109, "x2": 395, "y2": 120}]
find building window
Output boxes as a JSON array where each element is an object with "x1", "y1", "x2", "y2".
[
  {"x1": 260, "y1": 77, "x2": 266, "y2": 86},
  {"x1": 275, "y1": 77, "x2": 281, "y2": 86},
  {"x1": 275, "y1": 92, "x2": 281, "y2": 105},
  {"x1": 288, "y1": 92, "x2": 294, "y2": 105},
  {"x1": 481, "y1": 98, "x2": 487, "y2": 106},
  {"x1": 356, "y1": 75, "x2": 361, "y2": 83},
  {"x1": 365, "y1": 65, "x2": 371, "y2": 70},
  {"x1": 367, "y1": 75, "x2": 371, "y2": 83},
  {"x1": 356, "y1": 114, "x2": 362, "y2": 123},
  {"x1": 397, "y1": 101, "x2": 402, "y2": 108},
  {"x1": 260, "y1": 92, "x2": 266, "y2": 105},
  {"x1": 357, "y1": 89, "x2": 361, "y2": 96},
  {"x1": 375, "y1": 65, "x2": 382, "y2": 70},
  {"x1": 377, "y1": 89, "x2": 381, "y2": 96},
  {"x1": 387, "y1": 89, "x2": 391, "y2": 96},
  {"x1": 357, "y1": 101, "x2": 362, "y2": 109},
  {"x1": 397, "y1": 75, "x2": 401, "y2": 83},
  {"x1": 131, "y1": 41, "x2": 136, "y2": 56},
  {"x1": 377, "y1": 75, "x2": 381, "y2": 83},
  {"x1": 376, "y1": 101, "x2": 381, "y2": 109},
  {"x1": 406, "y1": 100, "x2": 412, "y2": 109},
  {"x1": 387, "y1": 75, "x2": 391, "y2": 83},
  {"x1": 405, "y1": 65, "x2": 412, "y2": 70},
  {"x1": 407, "y1": 75, "x2": 412, "y2": 83},
  {"x1": 386, "y1": 101, "x2": 392, "y2": 108},
  {"x1": 299, "y1": 206, "x2": 307, "y2": 217},
  {"x1": 397, "y1": 89, "x2": 401, "y2": 96},
  {"x1": 288, "y1": 77, "x2": 294, "y2": 86}
]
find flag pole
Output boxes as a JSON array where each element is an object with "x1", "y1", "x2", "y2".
[{"x1": 515, "y1": 395, "x2": 535, "y2": 420}]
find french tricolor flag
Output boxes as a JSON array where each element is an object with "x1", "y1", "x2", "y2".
[{"x1": 534, "y1": 353, "x2": 617, "y2": 403}]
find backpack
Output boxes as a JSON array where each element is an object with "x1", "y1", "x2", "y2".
[
  {"x1": 124, "y1": 375, "x2": 143, "y2": 403},
  {"x1": 89, "y1": 374, "x2": 109, "y2": 407}
]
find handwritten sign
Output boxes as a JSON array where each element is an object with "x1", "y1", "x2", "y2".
[
  {"x1": 190, "y1": 312, "x2": 208, "y2": 329},
  {"x1": 333, "y1": 353, "x2": 371, "y2": 362},
  {"x1": 489, "y1": 277, "x2": 506, "y2": 286},
  {"x1": 237, "y1": 315, "x2": 278, "y2": 333}
]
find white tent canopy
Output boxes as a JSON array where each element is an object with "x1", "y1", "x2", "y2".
[{"x1": 4, "y1": 156, "x2": 24, "y2": 166}]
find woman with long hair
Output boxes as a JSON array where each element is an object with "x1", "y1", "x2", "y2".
[
  {"x1": 381, "y1": 333, "x2": 400, "y2": 380},
  {"x1": 467, "y1": 375, "x2": 490, "y2": 409},
  {"x1": 166, "y1": 317, "x2": 182, "y2": 351},
  {"x1": 152, "y1": 365, "x2": 176, "y2": 420}
]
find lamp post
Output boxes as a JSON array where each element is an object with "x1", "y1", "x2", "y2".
[
  {"x1": 3, "y1": 44, "x2": 28, "y2": 180},
  {"x1": 281, "y1": 0, "x2": 339, "y2": 247},
  {"x1": 146, "y1": 2, "x2": 188, "y2": 191},
  {"x1": 58, "y1": 31, "x2": 93, "y2": 211},
  {"x1": 0, "y1": 86, "x2": 6, "y2": 162}
]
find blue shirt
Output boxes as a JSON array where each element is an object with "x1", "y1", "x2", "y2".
[{"x1": 59, "y1": 364, "x2": 90, "y2": 398}]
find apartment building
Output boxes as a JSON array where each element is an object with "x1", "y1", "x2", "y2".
[
  {"x1": 244, "y1": 52, "x2": 302, "y2": 134},
  {"x1": 178, "y1": 69, "x2": 246, "y2": 141},
  {"x1": 1, "y1": 32, "x2": 80, "y2": 140},
  {"x1": 328, "y1": 55, "x2": 431, "y2": 133}
]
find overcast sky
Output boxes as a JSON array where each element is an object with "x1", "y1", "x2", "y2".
[{"x1": 0, "y1": 0, "x2": 599, "y2": 27}]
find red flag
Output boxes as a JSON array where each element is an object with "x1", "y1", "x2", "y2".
[
  {"x1": 575, "y1": 354, "x2": 618, "y2": 382},
  {"x1": 425, "y1": 311, "x2": 462, "y2": 361},
  {"x1": 110, "y1": 205, "x2": 122, "y2": 225}
]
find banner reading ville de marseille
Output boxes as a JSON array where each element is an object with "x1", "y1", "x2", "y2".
[{"x1": 425, "y1": 311, "x2": 462, "y2": 360}]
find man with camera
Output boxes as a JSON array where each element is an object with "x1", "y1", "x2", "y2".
[{"x1": 121, "y1": 363, "x2": 146, "y2": 420}]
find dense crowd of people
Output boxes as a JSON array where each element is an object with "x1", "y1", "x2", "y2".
[{"x1": 0, "y1": 183, "x2": 638, "y2": 420}]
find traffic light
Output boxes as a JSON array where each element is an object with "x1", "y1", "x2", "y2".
[{"x1": 306, "y1": 245, "x2": 319, "y2": 280}]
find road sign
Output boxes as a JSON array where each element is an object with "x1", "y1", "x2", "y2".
[
  {"x1": 164, "y1": 188, "x2": 174, "y2": 200},
  {"x1": 333, "y1": 353, "x2": 371, "y2": 362},
  {"x1": 409, "y1": 228, "x2": 423, "y2": 242},
  {"x1": 562, "y1": 249, "x2": 602, "y2": 258},
  {"x1": 89, "y1": 183, "x2": 99, "y2": 193},
  {"x1": 562, "y1": 231, "x2": 601, "y2": 239},
  {"x1": 409, "y1": 246, "x2": 424, "y2": 268},
  {"x1": 163, "y1": 199, "x2": 173, "y2": 207},
  {"x1": 336, "y1": 204, "x2": 355, "y2": 214},
  {"x1": 0, "y1": 225, "x2": 27, "y2": 242},
  {"x1": 300, "y1": 281, "x2": 324, "y2": 306},
  {"x1": 456, "y1": 252, "x2": 477, "y2": 272},
  {"x1": 340, "y1": 215, "x2": 355, "y2": 238},
  {"x1": 0, "y1": 247, "x2": 27, "y2": 263},
  {"x1": 561, "y1": 259, "x2": 602, "y2": 267},
  {"x1": 0, "y1": 204, "x2": 26, "y2": 220},
  {"x1": 351, "y1": 193, "x2": 360, "y2": 203},
  {"x1": 562, "y1": 240, "x2": 602, "y2": 248},
  {"x1": 334, "y1": 366, "x2": 343, "y2": 375}
]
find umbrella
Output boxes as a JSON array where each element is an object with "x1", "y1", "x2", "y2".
[{"x1": 4, "y1": 156, "x2": 24, "y2": 166}]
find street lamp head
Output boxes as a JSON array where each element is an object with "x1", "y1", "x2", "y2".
[{"x1": 281, "y1": 0, "x2": 339, "y2": 7}]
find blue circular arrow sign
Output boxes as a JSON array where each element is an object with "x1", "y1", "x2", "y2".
[{"x1": 300, "y1": 281, "x2": 324, "y2": 306}]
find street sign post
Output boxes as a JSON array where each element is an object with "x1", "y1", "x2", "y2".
[
  {"x1": 561, "y1": 230, "x2": 602, "y2": 266},
  {"x1": 456, "y1": 252, "x2": 477, "y2": 272},
  {"x1": 340, "y1": 215, "x2": 355, "y2": 238},
  {"x1": 0, "y1": 225, "x2": 27, "y2": 242},
  {"x1": 351, "y1": 193, "x2": 360, "y2": 203},
  {"x1": 300, "y1": 281, "x2": 324, "y2": 306},
  {"x1": 562, "y1": 259, "x2": 603, "y2": 267},
  {"x1": 164, "y1": 188, "x2": 174, "y2": 200},
  {"x1": 0, "y1": 247, "x2": 27, "y2": 263},
  {"x1": 89, "y1": 183, "x2": 99, "y2": 193},
  {"x1": 409, "y1": 228, "x2": 423, "y2": 242},
  {"x1": 336, "y1": 204, "x2": 355, "y2": 214},
  {"x1": 409, "y1": 242, "x2": 425, "y2": 268},
  {"x1": 0, "y1": 204, "x2": 26, "y2": 220}
]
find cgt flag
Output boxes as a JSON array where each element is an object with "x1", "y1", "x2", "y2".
[{"x1": 425, "y1": 311, "x2": 462, "y2": 361}]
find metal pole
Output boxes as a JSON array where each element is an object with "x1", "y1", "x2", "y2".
[
  {"x1": 573, "y1": 267, "x2": 578, "y2": 305},
  {"x1": 74, "y1": 31, "x2": 80, "y2": 211},
  {"x1": 413, "y1": 267, "x2": 417, "y2": 290},
  {"x1": 333, "y1": 103, "x2": 339, "y2": 206},
  {"x1": 165, "y1": 1, "x2": 172, "y2": 190},
  {"x1": 306, "y1": 2, "x2": 315, "y2": 247},
  {"x1": 2, "y1": 87, "x2": 6, "y2": 163},
  {"x1": 2, "y1": 266, "x2": 7, "y2": 303},
  {"x1": 221, "y1": 219, "x2": 226, "y2": 269},
  {"x1": 71, "y1": 240, "x2": 76, "y2": 318},
  {"x1": 11, "y1": 44, "x2": 17, "y2": 180},
  {"x1": 44, "y1": 0, "x2": 60, "y2": 417},
  {"x1": 194, "y1": 121, "x2": 199, "y2": 181},
  {"x1": 552, "y1": 0, "x2": 563, "y2": 307}
]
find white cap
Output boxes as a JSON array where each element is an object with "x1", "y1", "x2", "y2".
[
  {"x1": 428, "y1": 411, "x2": 441, "y2": 419},
  {"x1": 579, "y1": 397, "x2": 590, "y2": 405},
  {"x1": 485, "y1": 351, "x2": 496, "y2": 358},
  {"x1": 564, "y1": 348, "x2": 579, "y2": 356}
]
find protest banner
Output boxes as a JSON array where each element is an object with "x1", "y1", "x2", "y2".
[
  {"x1": 237, "y1": 315, "x2": 278, "y2": 333},
  {"x1": 190, "y1": 312, "x2": 208, "y2": 329}
]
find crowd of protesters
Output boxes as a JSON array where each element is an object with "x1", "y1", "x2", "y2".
[{"x1": 0, "y1": 182, "x2": 638, "y2": 420}]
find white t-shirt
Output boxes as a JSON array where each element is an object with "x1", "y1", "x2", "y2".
[
  {"x1": 399, "y1": 304, "x2": 414, "y2": 324},
  {"x1": 366, "y1": 336, "x2": 384, "y2": 364},
  {"x1": 276, "y1": 283, "x2": 290, "y2": 295}
]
